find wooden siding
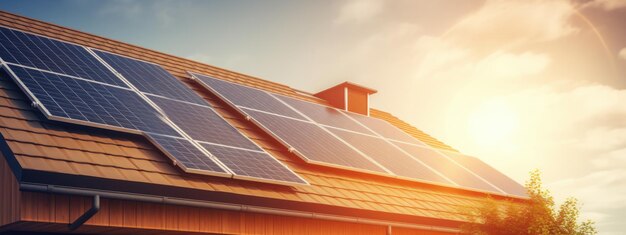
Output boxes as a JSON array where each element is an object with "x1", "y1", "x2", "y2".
[
  {"x1": 13, "y1": 192, "x2": 455, "y2": 235},
  {"x1": 0, "y1": 151, "x2": 20, "y2": 228}
]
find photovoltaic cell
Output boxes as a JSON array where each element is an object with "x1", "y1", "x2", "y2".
[
  {"x1": 95, "y1": 50, "x2": 206, "y2": 105},
  {"x1": 242, "y1": 108, "x2": 387, "y2": 173},
  {"x1": 344, "y1": 111, "x2": 424, "y2": 145},
  {"x1": 328, "y1": 128, "x2": 451, "y2": 183},
  {"x1": 441, "y1": 151, "x2": 527, "y2": 197},
  {"x1": 148, "y1": 95, "x2": 260, "y2": 150},
  {"x1": 392, "y1": 141, "x2": 502, "y2": 194},
  {"x1": 276, "y1": 94, "x2": 375, "y2": 135},
  {"x1": 201, "y1": 142, "x2": 307, "y2": 184},
  {"x1": 191, "y1": 73, "x2": 306, "y2": 120},
  {"x1": 146, "y1": 133, "x2": 228, "y2": 174},
  {"x1": 0, "y1": 26, "x2": 126, "y2": 87},
  {"x1": 7, "y1": 65, "x2": 179, "y2": 136}
]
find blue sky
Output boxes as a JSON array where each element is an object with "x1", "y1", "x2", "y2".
[{"x1": 2, "y1": 0, "x2": 626, "y2": 233}]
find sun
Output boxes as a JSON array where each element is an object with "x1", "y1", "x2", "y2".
[{"x1": 468, "y1": 100, "x2": 520, "y2": 148}]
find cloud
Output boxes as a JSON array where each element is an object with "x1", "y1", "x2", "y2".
[
  {"x1": 582, "y1": 0, "x2": 626, "y2": 10},
  {"x1": 550, "y1": 168, "x2": 626, "y2": 232},
  {"x1": 446, "y1": 0, "x2": 577, "y2": 49},
  {"x1": 335, "y1": 0, "x2": 385, "y2": 24},
  {"x1": 620, "y1": 48, "x2": 626, "y2": 60}
]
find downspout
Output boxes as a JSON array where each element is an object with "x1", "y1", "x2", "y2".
[
  {"x1": 68, "y1": 195, "x2": 100, "y2": 231},
  {"x1": 21, "y1": 183, "x2": 460, "y2": 233}
]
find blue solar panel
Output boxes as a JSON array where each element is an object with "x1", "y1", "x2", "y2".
[
  {"x1": 440, "y1": 151, "x2": 526, "y2": 197},
  {"x1": 146, "y1": 133, "x2": 229, "y2": 175},
  {"x1": 343, "y1": 111, "x2": 425, "y2": 145},
  {"x1": 6, "y1": 65, "x2": 179, "y2": 136},
  {"x1": 276, "y1": 94, "x2": 375, "y2": 135},
  {"x1": 148, "y1": 95, "x2": 261, "y2": 150},
  {"x1": 201, "y1": 142, "x2": 307, "y2": 185},
  {"x1": 192, "y1": 71, "x2": 517, "y2": 194},
  {"x1": 94, "y1": 50, "x2": 207, "y2": 105},
  {"x1": 191, "y1": 73, "x2": 307, "y2": 120},
  {"x1": 392, "y1": 141, "x2": 502, "y2": 194},
  {"x1": 328, "y1": 128, "x2": 452, "y2": 184},
  {"x1": 241, "y1": 107, "x2": 387, "y2": 174},
  {"x1": 0, "y1": 26, "x2": 126, "y2": 87}
]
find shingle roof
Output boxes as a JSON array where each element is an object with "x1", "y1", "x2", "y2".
[{"x1": 0, "y1": 10, "x2": 505, "y2": 225}]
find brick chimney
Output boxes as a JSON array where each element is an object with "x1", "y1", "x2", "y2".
[{"x1": 314, "y1": 82, "x2": 377, "y2": 116}]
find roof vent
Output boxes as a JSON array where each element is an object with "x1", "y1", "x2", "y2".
[{"x1": 314, "y1": 82, "x2": 377, "y2": 116}]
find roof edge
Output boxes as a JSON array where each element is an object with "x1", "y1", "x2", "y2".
[
  {"x1": 19, "y1": 169, "x2": 475, "y2": 226},
  {"x1": 0, "y1": 132, "x2": 22, "y2": 181},
  {"x1": 20, "y1": 182, "x2": 463, "y2": 233}
]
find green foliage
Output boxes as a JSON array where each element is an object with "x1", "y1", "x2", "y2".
[{"x1": 461, "y1": 170, "x2": 597, "y2": 235}]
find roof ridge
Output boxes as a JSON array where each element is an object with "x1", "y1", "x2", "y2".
[{"x1": 369, "y1": 109, "x2": 458, "y2": 152}]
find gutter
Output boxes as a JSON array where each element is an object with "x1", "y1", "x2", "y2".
[{"x1": 20, "y1": 183, "x2": 461, "y2": 234}]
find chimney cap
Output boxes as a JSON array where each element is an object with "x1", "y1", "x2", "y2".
[{"x1": 316, "y1": 82, "x2": 377, "y2": 95}]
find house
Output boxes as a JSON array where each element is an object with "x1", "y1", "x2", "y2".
[{"x1": 0, "y1": 10, "x2": 526, "y2": 235}]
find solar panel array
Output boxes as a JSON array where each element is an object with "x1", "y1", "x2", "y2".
[
  {"x1": 0, "y1": 26, "x2": 307, "y2": 186},
  {"x1": 0, "y1": 25, "x2": 524, "y2": 196},
  {"x1": 192, "y1": 72, "x2": 527, "y2": 197}
]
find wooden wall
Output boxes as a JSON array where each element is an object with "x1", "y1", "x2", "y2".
[
  {"x1": 17, "y1": 192, "x2": 389, "y2": 234},
  {"x1": 12, "y1": 191, "x2": 457, "y2": 235},
  {"x1": 0, "y1": 152, "x2": 20, "y2": 228}
]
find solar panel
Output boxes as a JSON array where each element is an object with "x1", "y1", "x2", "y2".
[
  {"x1": 0, "y1": 26, "x2": 127, "y2": 87},
  {"x1": 392, "y1": 141, "x2": 503, "y2": 194},
  {"x1": 241, "y1": 107, "x2": 388, "y2": 174},
  {"x1": 191, "y1": 72, "x2": 307, "y2": 120},
  {"x1": 4, "y1": 64, "x2": 179, "y2": 136},
  {"x1": 191, "y1": 71, "x2": 523, "y2": 195},
  {"x1": 440, "y1": 151, "x2": 527, "y2": 197},
  {"x1": 0, "y1": 27, "x2": 308, "y2": 186},
  {"x1": 328, "y1": 128, "x2": 453, "y2": 184},
  {"x1": 343, "y1": 111, "x2": 426, "y2": 145},
  {"x1": 94, "y1": 50, "x2": 207, "y2": 105},
  {"x1": 148, "y1": 94, "x2": 261, "y2": 150},
  {"x1": 200, "y1": 142, "x2": 307, "y2": 184},
  {"x1": 275, "y1": 94, "x2": 375, "y2": 135},
  {"x1": 93, "y1": 54, "x2": 308, "y2": 185},
  {"x1": 146, "y1": 133, "x2": 230, "y2": 176}
]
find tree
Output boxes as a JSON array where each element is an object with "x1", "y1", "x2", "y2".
[{"x1": 461, "y1": 169, "x2": 597, "y2": 235}]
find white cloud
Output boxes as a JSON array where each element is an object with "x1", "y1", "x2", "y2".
[
  {"x1": 447, "y1": 0, "x2": 577, "y2": 49},
  {"x1": 583, "y1": 0, "x2": 626, "y2": 10},
  {"x1": 473, "y1": 51, "x2": 551, "y2": 80},
  {"x1": 335, "y1": 0, "x2": 385, "y2": 24},
  {"x1": 619, "y1": 48, "x2": 626, "y2": 60}
]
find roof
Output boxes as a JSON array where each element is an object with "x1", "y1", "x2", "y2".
[
  {"x1": 0, "y1": 10, "x2": 515, "y2": 226},
  {"x1": 316, "y1": 81, "x2": 378, "y2": 94}
]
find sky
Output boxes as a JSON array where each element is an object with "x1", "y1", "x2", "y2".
[{"x1": 1, "y1": 0, "x2": 625, "y2": 233}]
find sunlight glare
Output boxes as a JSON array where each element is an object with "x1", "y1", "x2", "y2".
[{"x1": 468, "y1": 100, "x2": 520, "y2": 148}]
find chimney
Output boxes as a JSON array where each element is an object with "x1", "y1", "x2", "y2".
[{"x1": 314, "y1": 82, "x2": 377, "y2": 116}]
